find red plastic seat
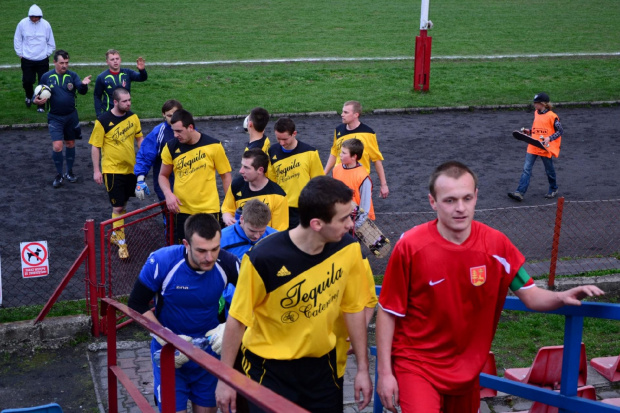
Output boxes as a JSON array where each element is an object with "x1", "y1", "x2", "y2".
[
  {"x1": 480, "y1": 351, "x2": 498, "y2": 398},
  {"x1": 504, "y1": 343, "x2": 587, "y2": 390},
  {"x1": 513, "y1": 385, "x2": 596, "y2": 413},
  {"x1": 590, "y1": 354, "x2": 620, "y2": 382}
]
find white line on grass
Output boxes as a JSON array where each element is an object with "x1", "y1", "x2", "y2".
[{"x1": 1, "y1": 52, "x2": 618, "y2": 69}]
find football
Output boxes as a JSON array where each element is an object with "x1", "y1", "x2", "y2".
[
  {"x1": 243, "y1": 115, "x2": 249, "y2": 132},
  {"x1": 34, "y1": 84, "x2": 52, "y2": 100}
]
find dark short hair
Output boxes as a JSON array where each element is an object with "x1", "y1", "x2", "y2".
[
  {"x1": 250, "y1": 107, "x2": 270, "y2": 133},
  {"x1": 162, "y1": 99, "x2": 183, "y2": 114},
  {"x1": 53, "y1": 50, "x2": 69, "y2": 62},
  {"x1": 184, "y1": 213, "x2": 221, "y2": 243},
  {"x1": 274, "y1": 117, "x2": 296, "y2": 135},
  {"x1": 170, "y1": 109, "x2": 195, "y2": 128},
  {"x1": 242, "y1": 199, "x2": 271, "y2": 227},
  {"x1": 298, "y1": 176, "x2": 353, "y2": 227},
  {"x1": 112, "y1": 87, "x2": 129, "y2": 102},
  {"x1": 342, "y1": 138, "x2": 364, "y2": 161},
  {"x1": 428, "y1": 161, "x2": 478, "y2": 198},
  {"x1": 242, "y1": 148, "x2": 269, "y2": 172}
]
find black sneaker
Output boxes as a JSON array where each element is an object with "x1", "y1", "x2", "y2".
[
  {"x1": 64, "y1": 170, "x2": 78, "y2": 183},
  {"x1": 37, "y1": 107, "x2": 45, "y2": 113},
  {"x1": 25, "y1": 98, "x2": 32, "y2": 108},
  {"x1": 52, "y1": 174, "x2": 63, "y2": 188}
]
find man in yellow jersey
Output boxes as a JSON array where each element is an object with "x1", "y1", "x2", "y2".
[
  {"x1": 324, "y1": 100, "x2": 389, "y2": 198},
  {"x1": 216, "y1": 176, "x2": 373, "y2": 413},
  {"x1": 267, "y1": 117, "x2": 324, "y2": 228},
  {"x1": 89, "y1": 88, "x2": 143, "y2": 258},
  {"x1": 222, "y1": 148, "x2": 289, "y2": 231},
  {"x1": 159, "y1": 109, "x2": 232, "y2": 243}
]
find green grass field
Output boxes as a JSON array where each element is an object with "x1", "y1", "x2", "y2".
[{"x1": 2, "y1": 0, "x2": 618, "y2": 125}]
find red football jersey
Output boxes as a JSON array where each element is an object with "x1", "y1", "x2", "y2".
[{"x1": 379, "y1": 219, "x2": 525, "y2": 394}]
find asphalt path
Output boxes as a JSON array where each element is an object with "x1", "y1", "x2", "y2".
[{"x1": 1, "y1": 106, "x2": 618, "y2": 307}]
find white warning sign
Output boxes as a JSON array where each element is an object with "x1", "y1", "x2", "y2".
[{"x1": 20, "y1": 241, "x2": 49, "y2": 278}]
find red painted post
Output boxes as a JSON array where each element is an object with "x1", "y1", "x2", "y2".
[
  {"x1": 549, "y1": 197, "x2": 565, "y2": 288},
  {"x1": 413, "y1": 30, "x2": 432, "y2": 91},
  {"x1": 160, "y1": 344, "x2": 177, "y2": 413},
  {"x1": 106, "y1": 301, "x2": 119, "y2": 413},
  {"x1": 86, "y1": 220, "x2": 101, "y2": 336}
]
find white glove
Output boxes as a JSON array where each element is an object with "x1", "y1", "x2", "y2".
[
  {"x1": 205, "y1": 322, "x2": 226, "y2": 355},
  {"x1": 135, "y1": 175, "x2": 150, "y2": 200},
  {"x1": 154, "y1": 329, "x2": 193, "y2": 368}
]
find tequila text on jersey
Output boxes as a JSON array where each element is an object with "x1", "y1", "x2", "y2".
[
  {"x1": 280, "y1": 263, "x2": 343, "y2": 309},
  {"x1": 112, "y1": 120, "x2": 135, "y2": 145},
  {"x1": 176, "y1": 150, "x2": 206, "y2": 171},
  {"x1": 274, "y1": 159, "x2": 300, "y2": 178}
]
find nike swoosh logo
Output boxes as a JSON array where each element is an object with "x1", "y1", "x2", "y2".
[{"x1": 429, "y1": 279, "x2": 445, "y2": 286}]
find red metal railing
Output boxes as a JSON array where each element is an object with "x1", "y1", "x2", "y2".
[{"x1": 102, "y1": 298, "x2": 309, "y2": 413}]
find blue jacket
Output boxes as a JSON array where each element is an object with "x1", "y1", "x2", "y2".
[
  {"x1": 221, "y1": 221, "x2": 277, "y2": 259},
  {"x1": 93, "y1": 67, "x2": 147, "y2": 116},
  {"x1": 134, "y1": 121, "x2": 175, "y2": 200}
]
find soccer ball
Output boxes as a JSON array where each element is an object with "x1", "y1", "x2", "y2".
[
  {"x1": 34, "y1": 84, "x2": 52, "y2": 100},
  {"x1": 243, "y1": 115, "x2": 249, "y2": 132}
]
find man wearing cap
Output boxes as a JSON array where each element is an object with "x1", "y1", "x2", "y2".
[
  {"x1": 508, "y1": 92, "x2": 564, "y2": 202},
  {"x1": 14, "y1": 4, "x2": 56, "y2": 113}
]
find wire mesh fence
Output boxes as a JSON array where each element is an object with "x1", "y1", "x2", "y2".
[
  {"x1": 0, "y1": 223, "x2": 89, "y2": 308},
  {"x1": 2, "y1": 199, "x2": 618, "y2": 315},
  {"x1": 366, "y1": 199, "x2": 620, "y2": 280},
  {"x1": 101, "y1": 205, "x2": 171, "y2": 300}
]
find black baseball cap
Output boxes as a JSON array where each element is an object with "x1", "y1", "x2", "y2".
[{"x1": 533, "y1": 92, "x2": 550, "y2": 103}]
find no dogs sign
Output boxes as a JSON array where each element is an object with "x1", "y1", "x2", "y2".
[{"x1": 20, "y1": 241, "x2": 49, "y2": 278}]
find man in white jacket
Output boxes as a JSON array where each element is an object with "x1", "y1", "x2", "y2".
[{"x1": 14, "y1": 4, "x2": 55, "y2": 112}]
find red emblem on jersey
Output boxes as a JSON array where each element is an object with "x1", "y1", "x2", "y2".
[
  {"x1": 122, "y1": 80, "x2": 127, "y2": 88},
  {"x1": 67, "y1": 83, "x2": 73, "y2": 91},
  {"x1": 470, "y1": 266, "x2": 486, "y2": 286}
]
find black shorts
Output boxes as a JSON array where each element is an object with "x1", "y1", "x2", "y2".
[
  {"x1": 243, "y1": 347, "x2": 341, "y2": 413},
  {"x1": 104, "y1": 173, "x2": 137, "y2": 207}
]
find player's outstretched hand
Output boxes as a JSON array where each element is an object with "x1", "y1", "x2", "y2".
[
  {"x1": 354, "y1": 369, "x2": 373, "y2": 410},
  {"x1": 561, "y1": 285, "x2": 605, "y2": 306},
  {"x1": 135, "y1": 175, "x2": 150, "y2": 200},
  {"x1": 377, "y1": 373, "x2": 400, "y2": 413},
  {"x1": 205, "y1": 322, "x2": 226, "y2": 355},
  {"x1": 216, "y1": 381, "x2": 237, "y2": 413},
  {"x1": 82, "y1": 75, "x2": 92, "y2": 85},
  {"x1": 137, "y1": 57, "x2": 146, "y2": 70}
]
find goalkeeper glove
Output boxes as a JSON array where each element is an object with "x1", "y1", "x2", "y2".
[
  {"x1": 205, "y1": 322, "x2": 226, "y2": 355},
  {"x1": 153, "y1": 329, "x2": 193, "y2": 368},
  {"x1": 135, "y1": 175, "x2": 150, "y2": 200}
]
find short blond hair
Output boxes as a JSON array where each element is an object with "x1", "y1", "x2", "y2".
[
  {"x1": 344, "y1": 100, "x2": 362, "y2": 115},
  {"x1": 106, "y1": 49, "x2": 120, "y2": 59}
]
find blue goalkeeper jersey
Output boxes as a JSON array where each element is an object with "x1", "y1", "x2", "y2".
[{"x1": 138, "y1": 245, "x2": 239, "y2": 337}]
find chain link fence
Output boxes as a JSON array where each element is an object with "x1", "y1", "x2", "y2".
[
  {"x1": 2, "y1": 199, "x2": 617, "y2": 316},
  {"x1": 367, "y1": 199, "x2": 620, "y2": 281},
  {"x1": 0, "y1": 223, "x2": 89, "y2": 309}
]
